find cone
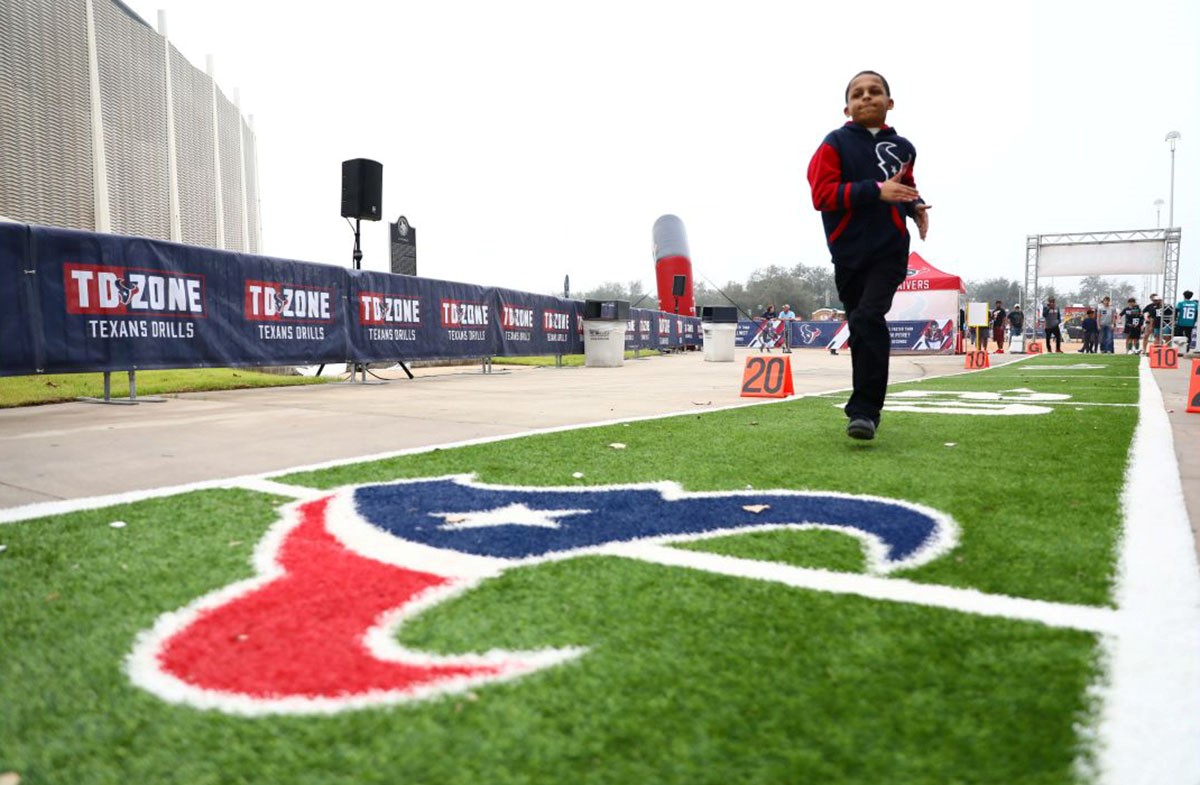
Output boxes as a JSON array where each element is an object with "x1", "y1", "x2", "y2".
[
  {"x1": 1187, "y1": 360, "x2": 1200, "y2": 414},
  {"x1": 964, "y1": 350, "x2": 990, "y2": 370},
  {"x1": 740, "y1": 355, "x2": 794, "y2": 398},
  {"x1": 1149, "y1": 345, "x2": 1179, "y2": 369}
]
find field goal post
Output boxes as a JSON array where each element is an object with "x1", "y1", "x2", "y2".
[{"x1": 1024, "y1": 228, "x2": 1182, "y2": 341}]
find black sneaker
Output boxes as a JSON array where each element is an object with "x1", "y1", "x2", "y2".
[{"x1": 847, "y1": 418, "x2": 876, "y2": 440}]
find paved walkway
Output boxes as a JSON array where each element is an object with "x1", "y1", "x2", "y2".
[{"x1": 1, "y1": 350, "x2": 1196, "y2": 560}]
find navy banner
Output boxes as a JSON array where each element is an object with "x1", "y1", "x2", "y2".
[
  {"x1": 0, "y1": 223, "x2": 37, "y2": 375},
  {"x1": 0, "y1": 222, "x2": 699, "y2": 376},
  {"x1": 735, "y1": 318, "x2": 955, "y2": 353}
]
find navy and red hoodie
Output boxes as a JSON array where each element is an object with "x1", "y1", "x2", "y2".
[{"x1": 807, "y1": 121, "x2": 921, "y2": 269}]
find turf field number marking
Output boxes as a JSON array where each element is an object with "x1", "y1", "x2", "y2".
[{"x1": 883, "y1": 388, "x2": 1067, "y2": 416}]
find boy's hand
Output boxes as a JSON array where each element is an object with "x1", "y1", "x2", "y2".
[
  {"x1": 878, "y1": 168, "x2": 919, "y2": 204},
  {"x1": 914, "y1": 203, "x2": 931, "y2": 240}
]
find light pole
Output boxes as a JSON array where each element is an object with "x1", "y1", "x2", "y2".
[{"x1": 1166, "y1": 131, "x2": 1181, "y2": 227}]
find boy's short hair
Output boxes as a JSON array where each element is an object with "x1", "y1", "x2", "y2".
[
  {"x1": 845, "y1": 70, "x2": 891, "y2": 102},
  {"x1": 1185, "y1": 290, "x2": 1195, "y2": 298}
]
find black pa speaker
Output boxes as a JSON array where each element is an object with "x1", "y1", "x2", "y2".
[
  {"x1": 341, "y1": 159, "x2": 383, "y2": 221},
  {"x1": 583, "y1": 300, "x2": 631, "y2": 320},
  {"x1": 701, "y1": 306, "x2": 738, "y2": 323},
  {"x1": 672, "y1": 274, "x2": 687, "y2": 297}
]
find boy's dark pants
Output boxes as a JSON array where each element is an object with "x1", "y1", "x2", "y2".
[{"x1": 835, "y1": 255, "x2": 907, "y2": 425}]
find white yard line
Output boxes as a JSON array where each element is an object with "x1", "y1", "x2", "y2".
[
  {"x1": 599, "y1": 542, "x2": 1120, "y2": 634},
  {"x1": 1092, "y1": 360, "x2": 1200, "y2": 785}
]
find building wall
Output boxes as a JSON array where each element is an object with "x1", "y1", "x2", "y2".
[{"x1": 0, "y1": 0, "x2": 259, "y2": 252}]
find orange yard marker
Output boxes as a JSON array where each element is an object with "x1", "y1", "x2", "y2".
[
  {"x1": 740, "y1": 355, "x2": 794, "y2": 398},
  {"x1": 1149, "y1": 344, "x2": 1179, "y2": 369},
  {"x1": 1187, "y1": 360, "x2": 1200, "y2": 414},
  {"x1": 964, "y1": 350, "x2": 990, "y2": 369},
  {"x1": 1028, "y1": 341, "x2": 1042, "y2": 354}
]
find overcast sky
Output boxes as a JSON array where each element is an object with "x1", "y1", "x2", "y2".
[{"x1": 124, "y1": 0, "x2": 1199, "y2": 302}]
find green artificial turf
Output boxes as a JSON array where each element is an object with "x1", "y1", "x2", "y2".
[{"x1": 0, "y1": 354, "x2": 1141, "y2": 783}]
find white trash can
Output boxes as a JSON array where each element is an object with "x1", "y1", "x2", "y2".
[
  {"x1": 700, "y1": 306, "x2": 739, "y2": 362},
  {"x1": 583, "y1": 320, "x2": 626, "y2": 367},
  {"x1": 702, "y1": 323, "x2": 737, "y2": 362}
]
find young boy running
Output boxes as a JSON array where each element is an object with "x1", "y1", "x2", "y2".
[{"x1": 807, "y1": 71, "x2": 930, "y2": 440}]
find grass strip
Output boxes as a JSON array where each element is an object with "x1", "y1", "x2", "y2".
[{"x1": 0, "y1": 368, "x2": 329, "y2": 408}]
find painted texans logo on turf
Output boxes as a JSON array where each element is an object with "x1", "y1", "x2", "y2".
[{"x1": 128, "y1": 476, "x2": 957, "y2": 715}]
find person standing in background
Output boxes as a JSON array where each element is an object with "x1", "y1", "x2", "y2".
[
  {"x1": 1142, "y1": 294, "x2": 1162, "y2": 354},
  {"x1": 990, "y1": 300, "x2": 1006, "y2": 354},
  {"x1": 1096, "y1": 296, "x2": 1117, "y2": 354},
  {"x1": 1007, "y1": 305, "x2": 1024, "y2": 350},
  {"x1": 1043, "y1": 298, "x2": 1063, "y2": 353},
  {"x1": 1175, "y1": 290, "x2": 1198, "y2": 355},
  {"x1": 1122, "y1": 297, "x2": 1143, "y2": 354},
  {"x1": 778, "y1": 303, "x2": 796, "y2": 354}
]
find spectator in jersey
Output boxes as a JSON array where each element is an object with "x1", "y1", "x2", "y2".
[
  {"x1": 1176, "y1": 290, "x2": 1198, "y2": 355},
  {"x1": 1122, "y1": 297, "x2": 1143, "y2": 354},
  {"x1": 1007, "y1": 304, "x2": 1024, "y2": 349},
  {"x1": 1080, "y1": 309, "x2": 1100, "y2": 353},
  {"x1": 1097, "y1": 295, "x2": 1117, "y2": 354},
  {"x1": 1043, "y1": 297, "x2": 1064, "y2": 353},
  {"x1": 990, "y1": 300, "x2": 1007, "y2": 354}
]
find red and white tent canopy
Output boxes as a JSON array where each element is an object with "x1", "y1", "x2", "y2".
[{"x1": 898, "y1": 252, "x2": 966, "y2": 293}]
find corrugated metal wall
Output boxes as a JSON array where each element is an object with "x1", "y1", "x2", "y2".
[
  {"x1": 94, "y1": 0, "x2": 169, "y2": 240},
  {"x1": 0, "y1": 0, "x2": 259, "y2": 251},
  {"x1": 0, "y1": 0, "x2": 94, "y2": 230},
  {"x1": 216, "y1": 91, "x2": 243, "y2": 251},
  {"x1": 170, "y1": 46, "x2": 218, "y2": 248},
  {"x1": 241, "y1": 117, "x2": 259, "y2": 253}
]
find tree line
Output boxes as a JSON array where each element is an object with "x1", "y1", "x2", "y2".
[{"x1": 580, "y1": 269, "x2": 1143, "y2": 318}]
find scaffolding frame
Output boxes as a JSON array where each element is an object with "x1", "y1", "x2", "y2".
[{"x1": 1023, "y1": 228, "x2": 1182, "y2": 339}]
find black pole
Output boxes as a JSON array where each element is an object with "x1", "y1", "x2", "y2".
[{"x1": 352, "y1": 218, "x2": 363, "y2": 270}]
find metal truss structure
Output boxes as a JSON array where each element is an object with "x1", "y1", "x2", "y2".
[{"x1": 1024, "y1": 228, "x2": 1182, "y2": 339}]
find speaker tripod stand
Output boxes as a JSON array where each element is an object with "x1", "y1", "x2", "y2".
[{"x1": 342, "y1": 216, "x2": 413, "y2": 383}]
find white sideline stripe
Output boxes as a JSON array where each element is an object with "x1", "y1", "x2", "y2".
[
  {"x1": 598, "y1": 542, "x2": 1120, "y2": 634},
  {"x1": 1093, "y1": 360, "x2": 1200, "y2": 785}
]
